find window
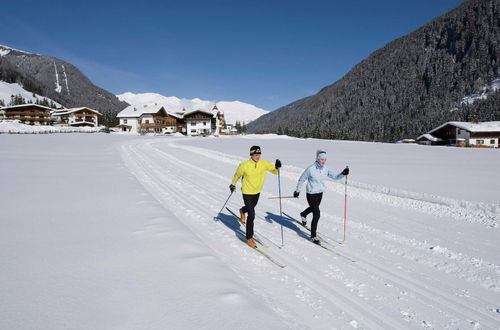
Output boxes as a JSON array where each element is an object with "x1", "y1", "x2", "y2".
[
  {"x1": 490, "y1": 139, "x2": 495, "y2": 145},
  {"x1": 457, "y1": 129, "x2": 461, "y2": 134},
  {"x1": 145, "y1": 120, "x2": 149, "y2": 124},
  {"x1": 191, "y1": 129, "x2": 196, "y2": 133},
  {"x1": 203, "y1": 122, "x2": 207, "y2": 125},
  {"x1": 123, "y1": 119, "x2": 127, "y2": 124},
  {"x1": 476, "y1": 140, "x2": 484, "y2": 145}
]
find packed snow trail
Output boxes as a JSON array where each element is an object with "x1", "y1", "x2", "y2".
[
  {"x1": 120, "y1": 137, "x2": 500, "y2": 330},
  {"x1": 0, "y1": 135, "x2": 290, "y2": 330}
]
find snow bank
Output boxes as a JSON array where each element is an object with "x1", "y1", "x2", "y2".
[
  {"x1": 237, "y1": 133, "x2": 295, "y2": 140},
  {"x1": 0, "y1": 120, "x2": 103, "y2": 134}
]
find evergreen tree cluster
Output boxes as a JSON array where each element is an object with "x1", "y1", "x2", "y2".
[
  {"x1": 248, "y1": 0, "x2": 500, "y2": 142},
  {"x1": 234, "y1": 120, "x2": 247, "y2": 134}
]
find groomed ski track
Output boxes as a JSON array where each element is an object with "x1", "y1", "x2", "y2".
[{"x1": 120, "y1": 138, "x2": 499, "y2": 330}]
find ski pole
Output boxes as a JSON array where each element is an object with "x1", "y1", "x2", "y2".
[
  {"x1": 342, "y1": 166, "x2": 348, "y2": 242},
  {"x1": 278, "y1": 168, "x2": 284, "y2": 246},
  {"x1": 215, "y1": 191, "x2": 233, "y2": 220}
]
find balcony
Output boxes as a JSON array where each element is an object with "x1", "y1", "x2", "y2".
[{"x1": 140, "y1": 123, "x2": 166, "y2": 128}]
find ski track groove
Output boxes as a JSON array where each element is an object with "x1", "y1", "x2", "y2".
[
  {"x1": 122, "y1": 139, "x2": 500, "y2": 329},
  {"x1": 159, "y1": 140, "x2": 500, "y2": 293},
  {"x1": 169, "y1": 141, "x2": 499, "y2": 228},
  {"x1": 121, "y1": 141, "x2": 407, "y2": 329},
  {"x1": 149, "y1": 140, "x2": 500, "y2": 320}
]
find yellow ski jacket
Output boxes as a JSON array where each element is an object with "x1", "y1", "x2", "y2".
[{"x1": 231, "y1": 159, "x2": 278, "y2": 195}]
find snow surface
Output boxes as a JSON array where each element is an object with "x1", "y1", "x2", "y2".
[
  {"x1": 117, "y1": 92, "x2": 268, "y2": 125},
  {"x1": 0, "y1": 120, "x2": 102, "y2": 133},
  {"x1": 1, "y1": 134, "x2": 499, "y2": 329},
  {"x1": 461, "y1": 78, "x2": 500, "y2": 105},
  {"x1": 54, "y1": 62, "x2": 62, "y2": 93},
  {"x1": 0, "y1": 44, "x2": 33, "y2": 56},
  {"x1": 62, "y1": 64, "x2": 70, "y2": 95},
  {"x1": 0, "y1": 81, "x2": 62, "y2": 107},
  {"x1": 0, "y1": 48, "x2": 10, "y2": 57}
]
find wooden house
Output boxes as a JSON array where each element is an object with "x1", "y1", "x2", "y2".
[
  {"x1": 52, "y1": 107, "x2": 102, "y2": 127},
  {"x1": 116, "y1": 105, "x2": 184, "y2": 134},
  {"x1": 0, "y1": 104, "x2": 53, "y2": 125},
  {"x1": 425, "y1": 121, "x2": 500, "y2": 148}
]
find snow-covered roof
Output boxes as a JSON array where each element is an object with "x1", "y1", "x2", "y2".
[
  {"x1": 0, "y1": 103, "x2": 55, "y2": 111},
  {"x1": 416, "y1": 134, "x2": 443, "y2": 142},
  {"x1": 429, "y1": 121, "x2": 500, "y2": 134},
  {"x1": 117, "y1": 105, "x2": 167, "y2": 118},
  {"x1": 52, "y1": 107, "x2": 102, "y2": 116},
  {"x1": 184, "y1": 109, "x2": 216, "y2": 117}
]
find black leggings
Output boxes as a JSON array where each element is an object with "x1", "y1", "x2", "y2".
[
  {"x1": 300, "y1": 193, "x2": 323, "y2": 238},
  {"x1": 242, "y1": 193, "x2": 260, "y2": 239}
]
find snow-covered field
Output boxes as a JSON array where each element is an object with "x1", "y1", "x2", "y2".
[{"x1": 1, "y1": 134, "x2": 499, "y2": 329}]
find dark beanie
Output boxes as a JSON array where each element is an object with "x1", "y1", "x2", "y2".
[{"x1": 250, "y1": 145, "x2": 262, "y2": 155}]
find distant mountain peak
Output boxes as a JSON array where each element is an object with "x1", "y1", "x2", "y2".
[{"x1": 117, "y1": 91, "x2": 268, "y2": 125}]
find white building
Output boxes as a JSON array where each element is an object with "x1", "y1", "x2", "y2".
[
  {"x1": 116, "y1": 104, "x2": 226, "y2": 136},
  {"x1": 52, "y1": 107, "x2": 102, "y2": 127},
  {"x1": 183, "y1": 109, "x2": 216, "y2": 136},
  {"x1": 116, "y1": 105, "x2": 183, "y2": 134}
]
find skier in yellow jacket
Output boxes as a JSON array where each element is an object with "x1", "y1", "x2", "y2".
[{"x1": 230, "y1": 145, "x2": 281, "y2": 247}]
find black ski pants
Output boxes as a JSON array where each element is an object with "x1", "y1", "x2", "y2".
[
  {"x1": 300, "y1": 192, "x2": 323, "y2": 238},
  {"x1": 242, "y1": 193, "x2": 260, "y2": 239}
]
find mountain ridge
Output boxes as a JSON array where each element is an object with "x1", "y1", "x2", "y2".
[
  {"x1": 247, "y1": 0, "x2": 500, "y2": 141},
  {"x1": 0, "y1": 44, "x2": 128, "y2": 126}
]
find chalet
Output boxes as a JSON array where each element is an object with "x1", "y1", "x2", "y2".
[
  {"x1": 52, "y1": 107, "x2": 102, "y2": 127},
  {"x1": 421, "y1": 121, "x2": 500, "y2": 148},
  {"x1": 0, "y1": 104, "x2": 53, "y2": 125},
  {"x1": 116, "y1": 105, "x2": 184, "y2": 134},
  {"x1": 184, "y1": 109, "x2": 217, "y2": 136}
]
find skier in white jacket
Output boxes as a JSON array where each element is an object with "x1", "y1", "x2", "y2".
[{"x1": 293, "y1": 150, "x2": 349, "y2": 244}]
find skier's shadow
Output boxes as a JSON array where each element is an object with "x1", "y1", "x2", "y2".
[
  {"x1": 264, "y1": 212, "x2": 309, "y2": 240},
  {"x1": 214, "y1": 213, "x2": 247, "y2": 243}
]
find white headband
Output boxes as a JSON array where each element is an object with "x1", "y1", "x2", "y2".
[{"x1": 317, "y1": 152, "x2": 327, "y2": 159}]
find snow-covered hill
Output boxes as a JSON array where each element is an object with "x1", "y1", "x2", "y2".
[
  {"x1": 0, "y1": 44, "x2": 128, "y2": 125},
  {"x1": 117, "y1": 92, "x2": 268, "y2": 125},
  {"x1": 0, "y1": 81, "x2": 62, "y2": 107}
]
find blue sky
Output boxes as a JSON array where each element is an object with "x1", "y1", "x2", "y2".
[{"x1": 1, "y1": 0, "x2": 463, "y2": 110}]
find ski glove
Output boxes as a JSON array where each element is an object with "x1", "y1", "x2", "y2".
[
  {"x1": 293, "y1": 191, "x2": 300, "y2": 198},
  {"x1": 229, "y1": 184, "x2": 236, "y2": 192},
  {"x1": 275, "y1": 159, "x2": 282, "y2": 169},
  {"x1": 341, "y1": 167, "x2": 349, "y2": 176}
]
